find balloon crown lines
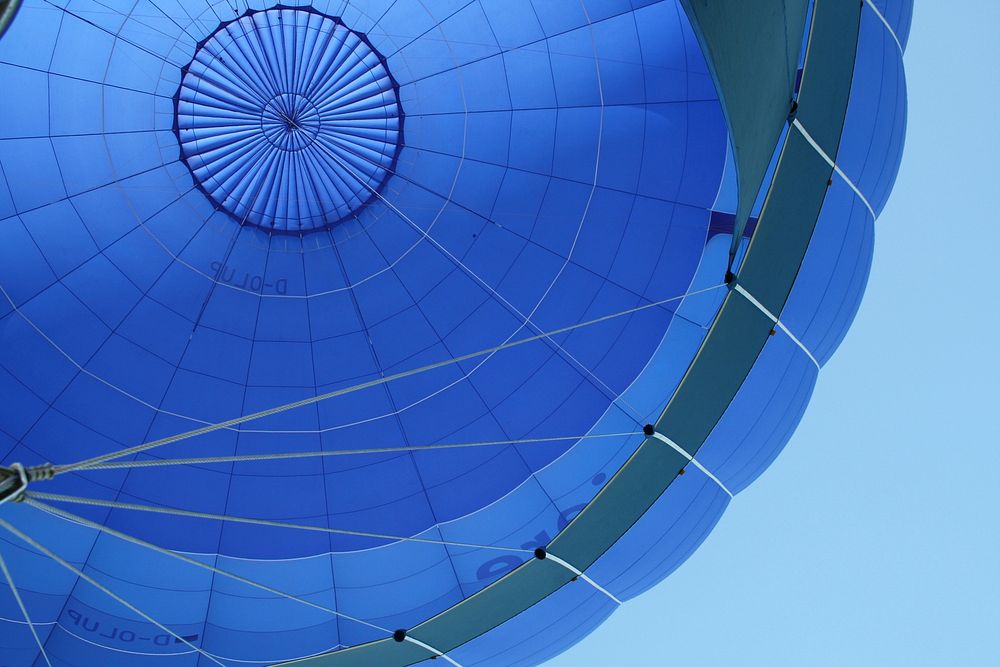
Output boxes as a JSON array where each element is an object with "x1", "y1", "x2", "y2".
[{"x1": 172, "y1": 5, "x2": 405, "y2": 234}]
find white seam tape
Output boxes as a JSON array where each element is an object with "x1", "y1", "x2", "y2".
[
  {"x1": 404, "y1": 636, "x2": 462, "y2": 666},
  {"x1": 732, "y1": 284, "x2": 821, "y2": 370},
  {"x1": 791, "y1": 118, "x2": 876, "y2": 221},
  {"x1": 544, "y1": 553, "x2": 622, "y2": 605},
  {"x1": 650, "y1": 432, "x2": 733, "y2": 498},
  {"x1": 863, "y1": 0, "x2": 904, "y2": 54}
]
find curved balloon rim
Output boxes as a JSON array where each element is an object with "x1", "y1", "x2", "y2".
[
  {"x1": 0, "y1": 1, "x2": 897, "y2": 664},
  {"x1": 275, "y1": 1, "x2": 868, "y2": 665}
]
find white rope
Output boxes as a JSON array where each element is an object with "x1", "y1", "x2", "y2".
[
  {"x1": 543, "y1": 552, "x2": 622, "y2": 606},
  {"x1": 54, "y1": 284, "x2": 723, "y2": 474},
  {"x1": 0, "y1": 283, "x2": 222, "y2": 432},
  {"x1": 53, "y1": 622, "x2": 196, "y2": 658},
  {"x1": 0, "y1": 517, "x2": 227, "y2": 667},
  {"x1": 649, "y1": 431, "x2": 734, "y2": 498},
  {"x1": 404, "y1": 636, "x2": 463, "y2": 667},
  {"x1": 0, "y1": 550, "x2": 53, "y2": 667},
  {"x1": 731, "y1": 283, "x2": 821, "y2": 370},
  {"x1": 791, "y1": 118, "x2": 876, "y2": 221},
  {"x1": 70, "y1": 431, "x2": 642, "y2": 471},
  {"x1": 862, "y1": 0, "x2": 904, "y2": 54},
  {"x1": 23, "y1": 499, "x2": 394, "y2": 635},
  {"x1": 28, "y1": 491, "x2": 532, "y2": 554},
  {"x1": 0, "y1": 615, "x2": 56, "y2": 626}
]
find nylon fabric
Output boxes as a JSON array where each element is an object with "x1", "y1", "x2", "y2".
[{"x1": 0, "y1": 0, "x2": 910, "y2": 665}]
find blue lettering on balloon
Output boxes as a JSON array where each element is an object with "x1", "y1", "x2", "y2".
[
  {"x1": 210, "y1": 261, "x2": 289, "y2": 294},
  {"x1": 474, "y1": 500, "x2": 595, "y2": 581}
]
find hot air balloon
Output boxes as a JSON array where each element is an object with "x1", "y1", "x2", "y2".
[{"x1": 0, "y1": 0, "x2": 909, "y2": 665}]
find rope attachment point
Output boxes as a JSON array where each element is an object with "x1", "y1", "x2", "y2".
[
  {"x1": 0, "y1": 464, "x2": 27, "y2": 506},
  {"x1": 0, "y1": 463, "x2": 56, "y2": 506}
]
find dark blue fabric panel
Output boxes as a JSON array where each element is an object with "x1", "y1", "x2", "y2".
[
  {"x1": 0, "y1": 0, "x2": 724, "y2": 567},
  {"x1": 0, "y1": 2, "x2": 725, "y2": 661}
]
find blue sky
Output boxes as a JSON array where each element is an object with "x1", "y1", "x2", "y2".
[{"x1": 550, "y1": 3, "x2": 1000, "y2": 665}]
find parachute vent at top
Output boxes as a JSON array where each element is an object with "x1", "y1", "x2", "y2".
[{"x1": 173, "y1": 5, "x2": 404, "y2": 234}]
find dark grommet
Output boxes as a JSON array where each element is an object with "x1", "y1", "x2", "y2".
[
  {"x1": 787, "y1": 100, "x2": 799, "y2": 122},
  {"x1": 725, "y1": 270, "x2": 736, "y2": 285},
  {"x1": 534, "y1": 547, "x2": 547, "y2": 560},
  {"x1": 393, "y1": 629, "x2": 407, "y2": 643},
  {"x1": 678, "y1": 468, "x2": 686, "y2": 476},
  {"x1": 769, "y1": 329, "x2": 777, "y2": 336},
  {"x1": 643, "y1": 424, "x2": 655, "y2": 436}
]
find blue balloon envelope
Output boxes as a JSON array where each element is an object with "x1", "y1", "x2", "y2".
[{"x1": 0, "y1": 1, "x2": 910, "y2": 665}]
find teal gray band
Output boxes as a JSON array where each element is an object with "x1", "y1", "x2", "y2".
[{"x1": 277, "y1": 2, "x2": 862, "y2": 665}]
